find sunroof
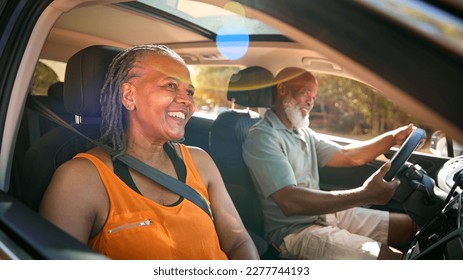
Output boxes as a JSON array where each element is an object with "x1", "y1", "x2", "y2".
[{"x1": 136, "y1": 0, "x2": 281, "y2": 35}]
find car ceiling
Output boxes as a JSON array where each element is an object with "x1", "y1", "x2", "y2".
[
  {"x1": 42, "y1": 3, "x2": 208, "y2": 62},
  {"x1": 41, "y1": 1, "x2": 355, "y2": 79}
]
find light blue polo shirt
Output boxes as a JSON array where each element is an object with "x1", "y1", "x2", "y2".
[{"x1": 243, "y1": 110, "x2": 340, "y2": 244}]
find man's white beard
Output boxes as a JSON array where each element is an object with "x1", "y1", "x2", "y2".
[{"x1": 283, "y1": 96, "x2": 310, "y2": 129}]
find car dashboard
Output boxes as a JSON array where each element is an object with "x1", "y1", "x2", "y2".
[{"x1": 405, "y1": 156, "x2": 463, "y2": 259}]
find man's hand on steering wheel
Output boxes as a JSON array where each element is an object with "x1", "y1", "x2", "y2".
[
  {"x1": 384, "y1": 127, "x2": 427, "y2": 182},
  {"x1": 392, "y1": 123, "x2": 414, "y2": 146},
  {"x1": 362, "y1": 162, "x2": 401, "y2": 205}
]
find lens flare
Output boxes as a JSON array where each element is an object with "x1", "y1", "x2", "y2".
[{"x1": 216, "y1": 1, "x2": 249, "y2": 60}]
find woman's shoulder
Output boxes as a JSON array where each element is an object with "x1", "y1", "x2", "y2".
[
  {"x1": 83, "y1": 147, "x2": 112, "y2": 163},
  {"x1": 181, "y1": 144, "x2": 210, "y2": 160},
  {"x1": 177, "y1": 144, "x2": 214, "y2": 171},
  {"x1": 41, "y1": 148, "x2": 110, "y2": 236},
  {"x1": 54, "y1": 147, "x2": 111, "y2": 179}
]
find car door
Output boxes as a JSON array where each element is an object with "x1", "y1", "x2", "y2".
[{"x1": 0, "y1": 0, "x2": 107, "y2": 260}]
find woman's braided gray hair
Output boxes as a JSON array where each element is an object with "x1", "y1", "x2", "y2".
[{"x1": 99, "y1": 44, "x2": 185, "y2": 156}]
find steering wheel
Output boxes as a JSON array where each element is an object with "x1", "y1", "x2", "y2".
[{"x1": 384, "y1": 127, "x2": 426, "y2": 181}]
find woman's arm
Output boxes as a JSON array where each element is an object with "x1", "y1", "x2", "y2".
[{"x1": 39, "y1": 157, "x2": 108, "y2": 244}]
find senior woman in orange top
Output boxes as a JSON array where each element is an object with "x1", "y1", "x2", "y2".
[{"x1": 40, "y1": 44, "x2": 259, "y2": 260}]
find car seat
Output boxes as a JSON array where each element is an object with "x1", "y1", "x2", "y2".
[
  {"x1": 209, "y1": 66, "x2": 275, "y2": 258},
  {"x1": 27, "y1": 82, "x2": 77, "y2": 140},
  {"x1": 18, "y1": 45, "x2": 122, "y2": 211},
  {"x1": 11, "y1": 82, "x2": 75, "y2": 200},
  {"x1": 47, "y1": 81, "x2": 75, "y2": 125}
]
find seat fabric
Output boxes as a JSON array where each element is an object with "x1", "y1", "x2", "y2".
[{"x1": 210, "y1": 110, "x2": 262, "y2": 233}]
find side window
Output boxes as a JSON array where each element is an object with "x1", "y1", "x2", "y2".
[
  {"x1": 32, "y1": 59, "x2": 65, "y2": 96},
  {"x1": 176, "y1": 66, "x2": 454, "y2": 156},
  {"x1": 189, "y1": 65, "x2": 242, "y2": 117},
  {"x1": 430, "y1": 130, "x2": 463, "y2": 157},
  {"x1": 312, "y1": 73, "x2": 431, "y2": 154}
]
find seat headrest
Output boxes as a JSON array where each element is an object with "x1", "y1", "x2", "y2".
[
  {"x1": 64, "y1": 45, "x2": 123, "y2": 117},
  {"x1": 227, "y1": 66, "x2": 274, "y2": 108},
  {"x1": 47, "y1": 82, "x2": 65, "y2": 114}
]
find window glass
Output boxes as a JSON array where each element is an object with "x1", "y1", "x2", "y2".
[
  {"x1": 189, "y1": 65, "x2": 242, "y2": 118},
  {"x1": 32, "y1": 59, "x2": 66, "y2": 96},
  {"x1": 362, "y1": 0, "x2": 463, "y2": 56},
  {"x1": 189, "y1": 66, "x2": 434, "y2": 154},
  {"x1": 312, "y1": 73, "x2": 431, "y2": 153}
]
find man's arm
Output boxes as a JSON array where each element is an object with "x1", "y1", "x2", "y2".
[
  {"x1": 271, "y1": 162, "x2": 400, "y2": 216},
  {"x1": 326, "y1": 124, "x2": 414, "y2": 167}
]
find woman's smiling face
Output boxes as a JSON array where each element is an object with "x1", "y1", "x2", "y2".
[{"x1": 121, "y1": 52, "x2": 196, "y2": 143}]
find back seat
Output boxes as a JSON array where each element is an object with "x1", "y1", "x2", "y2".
[{"x1": 184, "y1": 115, "x2": 213, "y2": 154}]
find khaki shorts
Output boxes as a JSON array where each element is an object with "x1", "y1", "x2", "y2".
[{"x1": 280, "y1": 207, "x2": 389, "y2": 260}]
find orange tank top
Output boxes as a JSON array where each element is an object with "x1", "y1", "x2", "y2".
[{"x1": 76, "y1": 144, "x2": 227, "y2": 260}]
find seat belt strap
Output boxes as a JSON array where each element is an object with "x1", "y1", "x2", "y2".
[{"x1": 30, "y1": 98, "x2": 213, "y2": 220}]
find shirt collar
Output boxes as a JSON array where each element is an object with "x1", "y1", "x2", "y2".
[
  {"x1": 265, "y1": 110, "x2": 305, "y2": 138},
  {"x1": 265, "y1": 110, "x2": 294, "y2": 131}
]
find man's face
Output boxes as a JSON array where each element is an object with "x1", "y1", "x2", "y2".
[{"x1": 281, "y1": 72, "x2": 317, "y2": 129}]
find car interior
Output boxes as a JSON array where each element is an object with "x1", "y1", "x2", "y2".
[
  {"x1": 8, "y1": 43, "x2": 281, "y2": 259},
  {"x1": 2, "y1": 1, "x2": 343, "y2": 260},
  {"x1": 1, "y1": 0, "x2": 462, "y2": 260}
]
